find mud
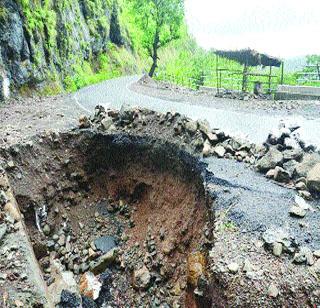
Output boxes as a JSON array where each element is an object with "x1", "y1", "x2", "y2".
[{"x1": 0, "y1": 130, "x2": 214, "y2": 307}]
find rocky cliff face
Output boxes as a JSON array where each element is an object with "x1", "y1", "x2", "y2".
[{"x1": 0, "y1": 0, "x2": 132, "y2": 98}]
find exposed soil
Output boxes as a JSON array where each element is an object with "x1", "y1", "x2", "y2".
[{"x1": 1, "y1": 131, "x2": 213, "y2": 307}]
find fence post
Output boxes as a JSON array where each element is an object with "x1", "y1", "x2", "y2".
[
  {"x1": 268, "y1": 66, "x2": 272, "y2": 94},
  {"x1": 216, "y1": 54, "x2": 219, "y2": 94},
  {"x1": 280, "y1": 62, "x2": 284, "y2": 85},
  {"x1": 242, "y1": 63, "x2": 248, "y2": 92}
]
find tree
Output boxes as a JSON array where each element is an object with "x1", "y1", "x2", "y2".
[{"x1": 131, "y1": 0, "x2": 184, "y2": 77}]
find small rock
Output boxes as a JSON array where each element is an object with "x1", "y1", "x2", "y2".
[
  {"x1": 187, "y1": 252, "x2": 206, "y2": 287},
  {"x1": 289, "y1": 206, "x2": 306, "y2": 218},
  {"x1": 272, "y1": 242, "x2": 283, "y2": 257},
  {"x1": 227, "y1": 262, "x2": 239, "y2": 274},
  {"x1": 132, "y1": 266, "x2": 151, "y2": 290},
  {"x1": 314, "y1": 250, "x2": 320, "y2": 258},
  {"x1": 79, "y1": 272, "x2": 102, "y2": 300},
  {"x1": 274, "y1": 166, "x2": 290, "y2": 183},
  {"x1": 90, "y1": 248, "x2": 117, "y2": 275},
  {"x1": 94, "y1": 236, "x2": 116, "y2": 254},
  {"x1": 268, "y1": 283, "x2": 279, "y2": 298},
  {"x1": 293, "y1": 247, "x2": 313, "y2": 264},
  {"x1": 307, "y1": 163, "x2": 320, "y2": 193},
  {"x1": 43, "y1": 224, "x2": 51, "y2": 236},
  {"x1": 214, "y1": 145, "x2": 226, "y2": 158},
  {"x1": 243, "y1": 259, "x2": 254, "y2": 272},
  {"x1": 295, "y1": 182, "x2": 307, "y2": 190},
  {"x1": 266, "y1": 169, "x2": 276, "y2": 179},
  {"x1": 79, "y1": 115, "x2": 91, "y2": 129},
  {"x1": 202, "y1": 140, "x2": 212, "y2": 157},
  {"x1": 298, "y1": 190, "x2": 312, "y2": 200},
  {"x1": 256, "y1": 148, "x2": 283, "y2": 172}
]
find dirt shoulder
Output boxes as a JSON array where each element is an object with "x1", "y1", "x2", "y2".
[
  {"x1": 0, "y1": 95, "x2": 87, "y2": 147},
  {"x1": 130, "y1": 76, "x2": 320, "y2": 119}
]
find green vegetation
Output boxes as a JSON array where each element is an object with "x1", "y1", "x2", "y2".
[
  {"x1": 63, "y1": 43, "x2": 140, "y2": 92},
  {"x1": 129, "y1": 0, "x2": 184, "y2": 77},
  {"x1": 9, "y1": 0, "x2": 320, "y2": 96},
  {"x1": 156, "y1": 36, "x2": 283, "y2": 93}
]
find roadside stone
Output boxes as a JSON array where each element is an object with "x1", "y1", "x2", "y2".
[
  {"x1": 282, "y1": 160, "x2": 297, "y2": 178},
  {"x1": 295, "y1": 153, "x2": 320, "y2": 178},
  {"x1": 214, "y1": 145, "x2": 226, "y2": 158},
  {"x1": 90, "y1": 248, "x2": 117, "y2": 275},
  {"x1": 202, "y1": 140, "x2": 212, "y2": 157},
  {"x1": 79, "y1": 115, "x2": 91, "y2": 129},
  {"x1": 132, "y1": 266, "x2": 151, "y2": 290},
  {"x1": 100, "y1": 117, "x2": 113, "y2": 131},
  {"x1": 243, "y1": 259, "x2": 254, "y2": 272},
  {"x1": 187, "y1": 252, "x2": 206, "y2": 287},
  {"x1": 293, "y1": 247, "x2": 313, "y2": 264},
  {"x1": 314, "y1": 250, "x2": 320, "y2": 258},
  {"x1": 94, "y1": 236, "x2": 116, "y2": 254},
  {"x1": 306, "y1": 163, "x2": 320, "y2": 193},
  {"x1": 295, "y1": 182, "x2": 307, "y2": 190},
  {"x1": 43, "y1": 224, "x2": 51, "y2": 236},
  {"x1": 273, "y1": 166, "x2": 290, "y2": 183},
  {"x1": 256, "y1": 148, "x2": 283, "y2": 172},
  {"x1": 268, "y1": 283, "x2": 279, "y2": 298},
  {"x1": 272, "y1": 242, "x2": 283, "y2": 257},
  {"x1": 184, "y1": 120, "x2": 198, "y2": 134},
  {"x1": 266, "y1": 169, "x2": 275, "y2": 179},
  {"x1": 283, "y1": 148, "x2": 303, "y2": 162},
  {"x1": 227, "y1": 262, "x2": 239, "y2": 274},
  {"x1": 284, "y1": 137, "x2": 300, "y2": 150},
  {"x1": 298, "y1": 190, "x2": 312, "y2": 200},
  {"x1": 289, "y1": 206, "x2": 306, "y2": 218},
  {"x1": 79, "y1": 272, "x2": 102, "y2": 300}
]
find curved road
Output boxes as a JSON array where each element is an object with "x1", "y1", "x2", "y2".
[{"x1": 74, "y1": 75, "x2": 320, "y2": 146}]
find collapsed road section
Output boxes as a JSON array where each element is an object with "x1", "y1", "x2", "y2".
[{"x1": 0, "y1": 106, "x2": 319, "y2": 307}]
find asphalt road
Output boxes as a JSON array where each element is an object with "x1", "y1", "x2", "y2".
[{"x1": 74, "y1": 75, "x2": 320, "y2": 146}]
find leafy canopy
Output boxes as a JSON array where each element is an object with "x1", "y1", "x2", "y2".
[{"x1": 130, "y1": 0, "x2": 184, "y2": 56}]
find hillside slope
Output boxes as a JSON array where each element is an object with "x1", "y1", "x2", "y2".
[{"x1": 0, "y1": 0, "x2": 142, "y2": 96}]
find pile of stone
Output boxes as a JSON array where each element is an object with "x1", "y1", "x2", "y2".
[
  {"x1": 255, "y1": 120, "x2": 320, "y2": 198},
  {"x1": 79, "y1": 106, "x2": 320, "y2": 199},
  {"x1": 262, "y1": 226, "x2": 320, "y2": 269},
  {"x1": 215, "y1": 89, "x2": 272, "y2": 101}
]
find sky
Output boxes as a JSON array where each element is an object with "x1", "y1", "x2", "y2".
[{"x1": 185, "y1": 0, "x2": 320, "y2": 59}]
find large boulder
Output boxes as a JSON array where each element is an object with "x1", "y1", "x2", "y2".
[
  {"x1": 307, "y1": 163, "x2": 320, "y2": 192},
  {"x1": 295, "y1": 153, "x2": 320, "y2": 178},
  {"x1": 256, "y1": 148, "x2": 283, "y2": 172}
]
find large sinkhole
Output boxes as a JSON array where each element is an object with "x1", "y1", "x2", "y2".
[{"x1": 3, "y1": 131, "x2": 214, "y2": 307}]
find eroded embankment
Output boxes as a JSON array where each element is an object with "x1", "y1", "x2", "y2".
[{"x1": 0, "y1": 130, "x2": 214, "y2": 307}]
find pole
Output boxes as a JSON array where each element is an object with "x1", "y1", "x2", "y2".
[
  {"x1": 268, "y1": 66, "x2": 272, "y2": 93},
  {"x1": 280, "y1": 62, "x2": 284, "y2": 85},
  {"x1": 242, "y1": 63, "x2": 248, "y2": 92},
  {"x1": 216, "y1": 54, "x2": 219, "y2": 93}
]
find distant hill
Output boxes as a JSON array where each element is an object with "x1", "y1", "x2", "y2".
[{"x1": 284, "y1": 56, "x2": 307, "y2": 72}]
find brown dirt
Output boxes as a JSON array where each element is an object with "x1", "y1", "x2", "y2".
[{"x1": 1, "y1": 130, "x2": 213, "y2": 307}]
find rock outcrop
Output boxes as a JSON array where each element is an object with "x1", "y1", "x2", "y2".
[{"x1": 0, "y1": 0, "x2": 135, "y2": 93}]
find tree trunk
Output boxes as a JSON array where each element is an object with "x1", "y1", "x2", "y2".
[
  {"x1": 148, "y1": 57, "x2": 157, "y2": 77},
  {"x1": 148, "y1": 31, "x2": 160, "y2": 78}
]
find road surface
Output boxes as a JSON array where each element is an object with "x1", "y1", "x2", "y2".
[{"x1": 74, "y1": 75, "x2": 320, "y2": 146}]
